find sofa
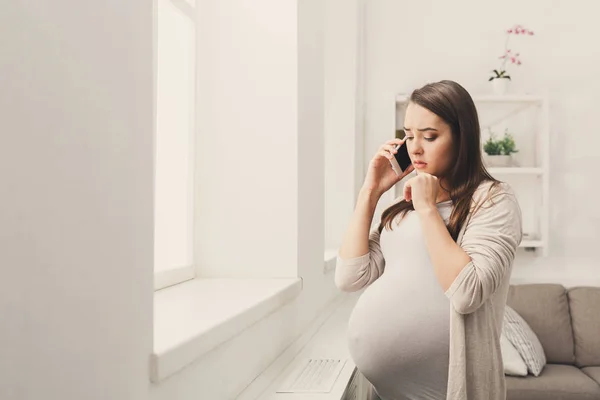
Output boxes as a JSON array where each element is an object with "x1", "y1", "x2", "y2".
[{"x1": 505, "y1": 284, "x2": 600, "y2": 400}]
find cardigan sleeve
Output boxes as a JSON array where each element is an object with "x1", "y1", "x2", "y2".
[
  {"x1": 445, "y1": 185, "x2": 523, "y2": 314},
  {"x1": 335, "y1": 229, "x2": 386, "y2": 292}
]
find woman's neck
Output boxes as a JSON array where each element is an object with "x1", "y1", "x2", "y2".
[{"x1": 436, "y1": 180, "x2": 452, "y2": 203}]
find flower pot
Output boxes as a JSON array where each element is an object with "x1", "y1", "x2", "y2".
[
  {"x1": 484, "y1": 154, "x2": 513, "y2": 167},
  {"x1": 491, "y1": 78, "x2": 509, "y2": 95}
]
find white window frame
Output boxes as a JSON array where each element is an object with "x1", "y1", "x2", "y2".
[
  {"x1": 153, "y1": 0, "x2": 197, "y2": 291},
  {"x1": 154, "y1": 264, "x2": 195, "y2": 291}
]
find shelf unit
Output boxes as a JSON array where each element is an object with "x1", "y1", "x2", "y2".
[
  {"x1": 486, "y1": 167, "x2": 543, "y2": 176},
  {"x1": 394, "y1": 93, "x2": 550, "y2": 256}
]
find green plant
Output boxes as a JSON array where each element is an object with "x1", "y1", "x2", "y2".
[
  {"x1": 489, "y1": 69, "x2": 511, "y2": 81},
  {"x1": 500, "y1": 131, "x2": 518, "y2": 155},
  {"x1": 483, "y1": 130, "x2": 519, "y2": 156},
  {"x1": 483, "y1": 134, "x2": 503, "y2": 155}
]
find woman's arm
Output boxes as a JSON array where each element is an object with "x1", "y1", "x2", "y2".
[
  {"x1": 417, "y1": 207, "x2": 471, "y2": 292},
  {"x1": 335, "y1": 230, "x2": 386, "y2": 292},
  {"x1": 338, "y1": 187, "x2": 381, "y2": 259},
  {"x1": 335, "y1": 188, "x2": 385, "y2": 292},
  {"x1": 419, "y1": 186, "x2": 523, "y2": 314}
]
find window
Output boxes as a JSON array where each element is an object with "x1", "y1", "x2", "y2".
[
  {"x1": 154, "y1": 0, "x2": 196, "y2": 290},
  {"x1": 323, "y1": 0, "x2": 366, "y2": 270}
]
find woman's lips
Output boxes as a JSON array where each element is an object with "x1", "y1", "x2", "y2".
[{"x1": 413, "y1": 161, "x2": 427, "y2": 168}]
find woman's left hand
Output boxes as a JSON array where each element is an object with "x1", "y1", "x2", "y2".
[{"x1": 403, "y1": 172, "x2": 439, "y2": 213}]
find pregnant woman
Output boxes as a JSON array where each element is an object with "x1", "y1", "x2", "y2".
[{"x1": 335, "y1": 80, "x2": 523, "y2": 400}]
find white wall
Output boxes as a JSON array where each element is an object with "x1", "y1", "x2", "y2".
[
  {"x1": 0, "y1": 2, "x2": 153, "y2": 400},
  {"x1": 363, "y1": 0, "x2": 600, "y2": 286}
]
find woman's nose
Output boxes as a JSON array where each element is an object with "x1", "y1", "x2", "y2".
[{"x1": 410, "y1": 140, "x2": 424, "y2": 155}]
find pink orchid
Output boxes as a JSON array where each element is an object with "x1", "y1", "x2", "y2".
[
  {"x1": 509, "y1": 24, "x2": 534, "y2": 36},
  {"x1": 490, "y1": 25, "x2": 534, "y2": 81}
]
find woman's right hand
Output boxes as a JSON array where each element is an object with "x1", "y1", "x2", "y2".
[{"x1": 361, "y1": 138, "x2": 415, "y2": 197}]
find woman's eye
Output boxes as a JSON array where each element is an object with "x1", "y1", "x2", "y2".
[{"x1": 406, "y1": 136, "x2": 435, "y2": 142}]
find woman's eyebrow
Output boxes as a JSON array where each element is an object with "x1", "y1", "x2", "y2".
[{"x1": 403, "y1": 127, "x2": 438, "y2": 132}]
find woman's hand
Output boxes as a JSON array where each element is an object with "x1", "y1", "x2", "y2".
[
  {"x1": 403, "y1": 171, "x2": 439, "y2": 213},
  {"x1": 362, "y1": 138, "x2": 415, "y2": 197}
]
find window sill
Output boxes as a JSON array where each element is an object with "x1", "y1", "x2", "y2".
[
  {"x1": 154, "y1": 264, "x2": 195, "y2": 291},
  {"x1": 151, "y1": 277, "x2": 303, "y2": 383}
]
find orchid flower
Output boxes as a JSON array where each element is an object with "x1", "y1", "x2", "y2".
[{"x1": 489, "y1": 25, "x2": 534, "y2": 81}]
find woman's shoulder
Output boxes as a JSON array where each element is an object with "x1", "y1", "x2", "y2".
[
  {"x1": 460, "y1": 179, "x2": 523, "y2": 246},
  {"x1": 473, "y1": 179, "x2": 517, "y2": 201},
  {"x1": 470, "y1": 180, "x2": 520, "y2": 215}
]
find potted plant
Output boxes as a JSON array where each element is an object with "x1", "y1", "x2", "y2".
[
  {"x1": 483, "y1": 129, "x2": 519, "y2": 167},
  {"x1": 489, "y1": 24, "x2": 534, "y2": 94}
]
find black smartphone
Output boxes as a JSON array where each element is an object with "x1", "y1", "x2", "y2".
[{"x1": 389, "y1": 141, "x2": 412, "y2": 176}]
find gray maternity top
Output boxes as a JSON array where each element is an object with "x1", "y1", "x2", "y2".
[{"x1": 344, "y1": 201, "x2": 453, "y2": 400}]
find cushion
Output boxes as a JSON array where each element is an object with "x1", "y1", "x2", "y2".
[
  {"x1": 503, "y1": 305, "x2": 546, "y2": 376},
  {"x1": 568, "y1": 287, "x2": 600, "y2": 367},
  {"x1": 582, "y1": 367, "x2": 600, "y2": 386},
  {"x1": 501, "y1": 334, "x2": 528, "y2": 376},
  {"x1": 507, "y1": 284, "x2": 575, "y2": 364},
  {"x1": 506, "y1": 364, "x2": 600, "y2": 400}
]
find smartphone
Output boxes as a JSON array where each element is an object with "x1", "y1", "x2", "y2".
[{"x1": 389, "y1": 141, "x2": 412, "y2": 176}]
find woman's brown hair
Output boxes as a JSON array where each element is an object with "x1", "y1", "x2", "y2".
[{"x1": 378, "y1": 80, "x2": 500, "y2": 241}]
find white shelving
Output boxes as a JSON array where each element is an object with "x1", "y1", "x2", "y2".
[
  {"x1": 521, "y1": 240, "x2": 544, "y2": 248},
  {"x1": 487, "y1": 167, "x2": 544, "y2": 176},
  {"x1": 394, "y1": 93, "x2": 550, "y2": 256}
]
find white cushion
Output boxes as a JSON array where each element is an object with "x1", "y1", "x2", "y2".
[
  {"x1": 503, "y1": 305, "x2": 547, "y2": 376},
  {"x1": 500, "y1": 333, "x2": 528, "y2": 376}
]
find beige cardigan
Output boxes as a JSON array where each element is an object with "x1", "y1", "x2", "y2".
[{"x1": 336, "y1": 181, "x2": 523, "y2": 400}]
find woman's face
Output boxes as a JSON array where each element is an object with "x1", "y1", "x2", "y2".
[{"x1": 403, "y1": 102, "x2": 455, "y2": 179}]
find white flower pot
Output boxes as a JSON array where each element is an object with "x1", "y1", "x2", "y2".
[
  {"x1": 491, "y1": 78, "x2": 509, "y2": 95},
  {"x1": 484, "y1": 154, "x2": 513, "y2": 167}
]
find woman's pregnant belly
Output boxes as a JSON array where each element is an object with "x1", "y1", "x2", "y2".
[{"x1": 347, "y1": 271, "x2": 450, "y2": 400}]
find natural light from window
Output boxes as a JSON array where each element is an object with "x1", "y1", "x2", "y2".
[{"x1": 154, "y1": 0, "x2": 196, "y2": 289}]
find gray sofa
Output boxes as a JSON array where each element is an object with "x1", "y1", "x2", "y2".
[{"x1": 505, "y1": 284, "x2": 600, "y2": 400}]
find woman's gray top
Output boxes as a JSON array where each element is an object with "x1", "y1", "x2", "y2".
[{"x1": 346, "y1": 200, "x2": 452, "y2": 400}]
